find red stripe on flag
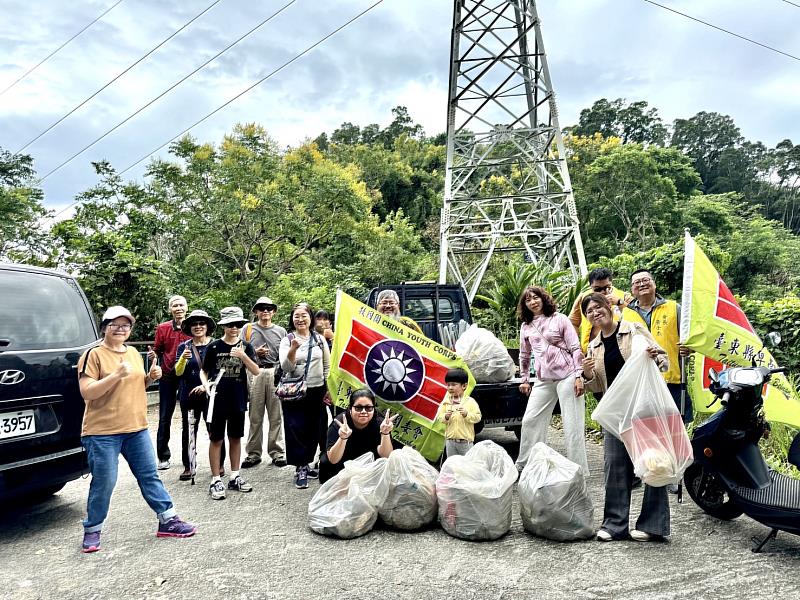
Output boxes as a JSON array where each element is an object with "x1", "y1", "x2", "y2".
[
  {"x1": 403, "y1": 394, "x2": 441, "y2": 421},
  {"x1": 420, "y1": 377, "x2": 447, "y2": 402},
  {"x1": 351, "y1": 320, "x2": 385, "y2": 347},
  {"x1": 339, "y1": 351, "x2": 366, "y2": 384},
  {"x1": 421, "y1": 356, "x2": 449, "y2": 382},
  {"x1": 715, "y1": 280, "x2": 755, "y2": 333}
]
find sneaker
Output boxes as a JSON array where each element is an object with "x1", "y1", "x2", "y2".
[
  {"x1": 228, "y1": 475, "x2": 253, "y2": 493},
  {"x1": 306, "y1": 463, "x2": 319, "y2": 479},
  {"x1": 595, "y1": 530, "x2": 613, "y2": 542},
  {"x1": 81, "y1": 531, "x2": 101, "y2": 553},
  {"x1": 295, "y1": 466, "x2": 309, "y2": 489},
  {"x1": 157, "y1": 516, "x2": 197, "y2": 538},
  {"x1": 157, "y1": 460, "x2": 170, "y2": 470},
  {"x1": 209, "y1": 479, "x2": 226, "y2": 500},
  {"x1": 630, "y1": 529, "x2": 663, "y2": 542},
  {"x1": 272, "y1": 457, "x2": 287, "y2": 467},
  {"x1": 241, "y1": 456, "x2": 261, "y2": 469}
]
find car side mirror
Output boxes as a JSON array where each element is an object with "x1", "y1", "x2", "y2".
[
  {"x1": 708, "y1": 367, "x2": 719, "y2": 383},
  {"x1": 766, "y1": 331, "x2": 782, "y2": 347}
]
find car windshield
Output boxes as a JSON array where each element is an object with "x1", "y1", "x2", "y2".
[{"x1": 0, "y1": 270, "x2": 97, "y2": 351}]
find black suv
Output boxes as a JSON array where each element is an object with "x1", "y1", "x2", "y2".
[{"x1": 0, "y1": 263, "x2": 97, "y2": 501}]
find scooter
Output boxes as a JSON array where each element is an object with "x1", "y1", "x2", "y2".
[{"x1": 684, "y1": 356, "x2": 800, "y2": 552}]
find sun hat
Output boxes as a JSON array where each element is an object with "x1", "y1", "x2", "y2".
[
  {"x1": 218, "y1": 306, "x2": 248, "y2": 326},
  {"x1": 181, "y1": 309, "x2": 216, "y2": 335},
  {"x1": 252, "y1": 296, "x2": 278, "y2": 313}
]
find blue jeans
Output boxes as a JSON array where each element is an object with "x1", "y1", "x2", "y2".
[{"x1": 82, "y1": 429, "x2": 176, "y2": 533}]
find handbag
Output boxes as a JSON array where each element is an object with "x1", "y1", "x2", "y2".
[{"x1": 276, "y1": 333, "x2": 316, "y2": 402}]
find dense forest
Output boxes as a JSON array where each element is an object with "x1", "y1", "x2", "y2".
[{"x1": 3, "y1": 99, "x2": 800, "y2": 366}]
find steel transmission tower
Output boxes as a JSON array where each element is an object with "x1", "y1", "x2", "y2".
[{"x1": 438, "y1": 0, "x2": 587, "y2": 301}]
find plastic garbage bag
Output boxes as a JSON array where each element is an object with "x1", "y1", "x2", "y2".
[
  {"x1": 378, "y1": 446, "x2": 439, "y2": 530},
  {"x1": 308, "y1": 453, "x2": 389, "y2": 539},
  {"x1": 436, "y1": 440, "x2": 516, "y2": 540},
  {"x1": 455, "y1": 325, "x2": 515, "y2": 383},
  {"x1": 518, "y1": 443, "x2": 594, "y2": 541},
  {"x1": 591, "y1": 335, "x2": 693, "y2": 487}
]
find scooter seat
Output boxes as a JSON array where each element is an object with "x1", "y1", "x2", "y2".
[{"x1": 732, "y1": 470, "x2": 800, "y2": 510}]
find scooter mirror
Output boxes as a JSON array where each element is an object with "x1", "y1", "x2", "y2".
[
  {"x1": 766, "y1": 331, "x2": 782, "y2": 347},
  {"x1": 788, "y1": 432, "x2": 800, "y2": 469},
  {"x1": 708, "y1": 367, "x2": 719, "y2": 383}
]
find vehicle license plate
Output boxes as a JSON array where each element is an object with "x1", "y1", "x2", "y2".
[{"x1": 0, "y1": 410, "x2": 36, "y2": 440}]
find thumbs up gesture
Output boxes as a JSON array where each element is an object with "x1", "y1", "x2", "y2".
[
  {"x1": 147, "y1": 345, "x2": 156, "y2": 362},
  {"x1": 115, "y1": 357, "x2": 132, "y2": 380},
  {"x1": 148, "y1": 355, "x2": 162, "y2": 381}
]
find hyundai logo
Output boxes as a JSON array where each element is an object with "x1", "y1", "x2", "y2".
[{"x1": 0, "y1": 370, "x2": 25, "y2": 385}]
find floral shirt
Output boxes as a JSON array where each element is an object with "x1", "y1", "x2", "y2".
[{"x1": 519, "y1": 312, "x2": 584, "y2": 382}]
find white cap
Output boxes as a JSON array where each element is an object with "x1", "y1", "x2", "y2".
[{"x1": 101, "y1": 306, "x2": 135, "y2": 326}]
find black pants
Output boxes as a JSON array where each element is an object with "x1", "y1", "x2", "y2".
[
  {"x1": 156, "y1": 372, "x2": 179, "y2": 462},
  {"x1": 283, "y1": 385, "x2": 326, "y2": 468}
]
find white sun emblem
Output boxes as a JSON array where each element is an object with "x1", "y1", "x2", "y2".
[{"x1": 370, "y1": 347, "x2": 417, "y2": 393}]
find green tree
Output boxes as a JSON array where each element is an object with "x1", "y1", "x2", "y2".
[
  {"x1": 572, "y1": 98, "x2": 668, "y2": 146},
  {"x1": 0, "y1": 148, "x2": 51, "y2": 261},
  {"x1": 670, "y1": 111, "x2": 743, "y2": 191}
]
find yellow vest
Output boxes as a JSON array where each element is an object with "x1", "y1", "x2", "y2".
[
  {"x1": 641, "y1": 300, "x2": 681, "y2": 384},
  {"x1": 578, "y1": 288, "x2": 645, "y2": 352}
]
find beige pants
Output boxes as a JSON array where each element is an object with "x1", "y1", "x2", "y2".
[{"x1": 246, "y1": 367, "x2": 286, "y2": 461}]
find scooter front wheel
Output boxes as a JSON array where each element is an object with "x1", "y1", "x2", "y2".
[{"x1": 684, "y1": 463, "x2": 744, "y2": 520}]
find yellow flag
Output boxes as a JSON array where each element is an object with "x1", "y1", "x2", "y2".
[
  {"x1": 327, "y1": 290, "x2": 476, "y2": 461},
  {"x1": 681, "y1": 231, "x2": 800, "y2": 427}
]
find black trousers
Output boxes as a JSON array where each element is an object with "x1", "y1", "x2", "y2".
[
  {"x1": 283, "y1": 385, "x2": 326, "y2": 468},
  {"x1": 156, "y1": 372, "x2": 179, "y2": 462}
]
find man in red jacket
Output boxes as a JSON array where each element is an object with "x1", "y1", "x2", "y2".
[{"x1": 151, "y1": 295, "x2": 190, "y2": 470}]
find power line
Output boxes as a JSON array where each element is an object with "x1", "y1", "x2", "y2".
[
  {"x1": 38, "y1": 0, "x2": 298, "y2": 183},
  {"x1": 15, "y1": 0, "x2": 226, "y2": 155},
  {"x1": 781, "y1": 0, "x2": 800, "y2": 9},
  {"x1": 50, "y1": 0, "x2": 385, "y2": 222},
  {"x1": 0, "y1": 0, "x2": 125, "y2": 97},
  {"x1": 642, "y1": 0, "x2": 800, "y2": 62},
  {"x1": 119, "y1": 0, "x2": 385, "y2": 176}
]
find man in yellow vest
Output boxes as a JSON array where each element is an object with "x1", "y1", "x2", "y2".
[
  {"x1": 627, "y1": 269, "x2": 692, "y2": 424},
  {"x1": 569, "y1": 268, "x2": 639, "y2": 352}
]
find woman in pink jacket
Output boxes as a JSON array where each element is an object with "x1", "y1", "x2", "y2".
[{"x1": 516, "y1": 286, "x2": 589, "y2": 474}]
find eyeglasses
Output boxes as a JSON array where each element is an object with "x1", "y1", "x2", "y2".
[
  {"x1": 190, "y1": 323, "x2": 206, "y2": 328},
  {"x1": 632, "y1": 277, "x2": 652, "y2": 287},
  {"x1": 591, "y1": 285, "x2": 612, "y2": 293},
  {"x1": 257, "y1": 306, "x2": 276, "y2": 312},
  {"x1": 378, "y1": 300, "x2": 398, "y2": 306},
  {"x1": 352, "y1": 405, "x2": 375, "y2": 413},
  {"x1": 108, "y1": 323, "x2": 132, "y2": 331}
]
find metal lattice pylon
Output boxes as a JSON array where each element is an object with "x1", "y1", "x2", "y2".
[{"x1": 438, "y1": 0, "x2": 587, "y2": 301}]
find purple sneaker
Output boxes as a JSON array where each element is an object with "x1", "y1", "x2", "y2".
[
  {"x1": 157, "y1": 516, "x2": 197, "y2": 538},
  {"x1": 81, "y1": 531, "x2": 101, "y2": 553}
]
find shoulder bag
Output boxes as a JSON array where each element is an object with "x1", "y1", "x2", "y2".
[{"x1": 276, "y1": 333, "x2": 316, "y2": 402}]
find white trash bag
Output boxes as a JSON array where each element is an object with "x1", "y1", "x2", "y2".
[
  {"x1": 378, "y1": 446, "x2": 439, "y2": 531},
  {"x1": 591, "y1": 334, "x2": 693, "y2": 487},
  {"x1": 436, "y1": 440, "x2": 517, "y2": 541},
  {"x1": 308, "y1": 453, "x2": 389, "y2": 539},
  {"x1": 518, "y1": 442, "x2": 594, "y2": 541},
  {"x1": 455, "y1": 325, "x2": 515, "y2": 383}
]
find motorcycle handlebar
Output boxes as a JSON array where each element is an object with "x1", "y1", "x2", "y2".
[{"x1": 770, "y1": 367, "x2": 789, "y2": 374}]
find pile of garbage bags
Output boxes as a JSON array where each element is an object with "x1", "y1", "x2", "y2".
[
  {"x1": 436, "y1": 440, "x2": 517, "y2": 541},
  {"x1": 518, "y1": 443, "x2": 594, "y2": 541},
  {"x1": 454, "y1": 325, "x2": 515, "y2": 383},
  {"x1": 308, "y1": 447, "x2": 439, "y2": 538}
]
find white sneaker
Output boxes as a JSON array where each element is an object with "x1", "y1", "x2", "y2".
[
  {"x1": 209, "y1": 480, "x2": 226, "y2": 500},
  {"x1": 157, "y1": 460, "x2": 170, "y2": 470},
  {"x1": 596, "y1": 530, "x2": 613, "y2": 542},
  {"x1": 630, "y1": 529, "x2": 655, "y2": 542}
]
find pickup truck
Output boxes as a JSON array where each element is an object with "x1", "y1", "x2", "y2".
[{"x1": 366, "y1": 283, "x2": 529, "y2": 437}]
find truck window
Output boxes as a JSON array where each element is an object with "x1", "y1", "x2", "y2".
[
  {"x1": 404, "y1": 298, "x2": 455, "y2": 321},
  {"x1": 0, "y1": 270, "x2": 97, "y2": 351}
]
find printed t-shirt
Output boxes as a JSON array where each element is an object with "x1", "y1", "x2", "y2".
[{"x1": 202, "y1": 339, "x2": 257, "y2": 411}]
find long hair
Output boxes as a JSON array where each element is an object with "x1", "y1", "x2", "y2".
[{"x1": 517, "y1": 285, "x2": 557, "y2": 323}]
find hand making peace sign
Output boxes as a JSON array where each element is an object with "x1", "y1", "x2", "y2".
[
  {"x1": 380, "y1": 408, "x2": 395, "y2": 435},
  {"x1": 335, "y1": 415, "x2": 352, "y2": 440}
]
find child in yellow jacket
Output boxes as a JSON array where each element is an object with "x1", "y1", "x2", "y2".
[{"x1": 436, "y1": 368, "x2": 482, "y2": 457}]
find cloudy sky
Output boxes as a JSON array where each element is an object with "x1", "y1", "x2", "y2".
[{"x1": 1, "y1": 0, "x2": 798, "y2": 213}]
